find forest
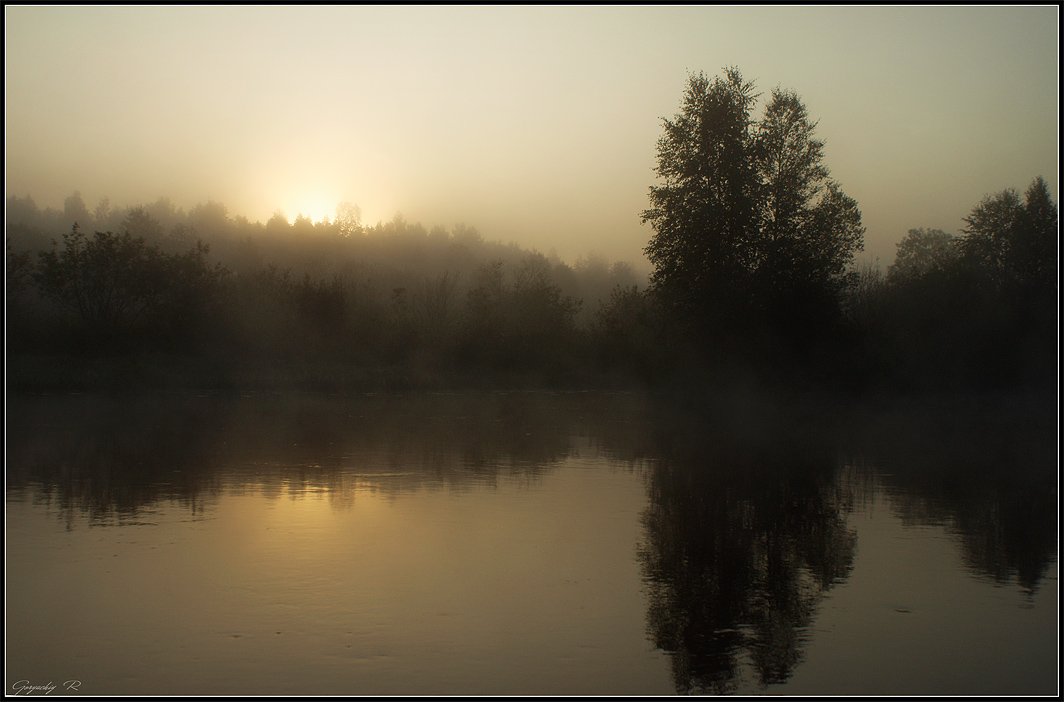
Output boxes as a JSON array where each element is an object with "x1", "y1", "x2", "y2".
[{"x1": 5, "y1": 69, "x2": 1058, "y2": 400}]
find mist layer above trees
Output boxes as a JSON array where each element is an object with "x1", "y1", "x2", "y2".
[
  {"x1": 5, "y1": 193, "x2": 643, "y2": 329},
  {"x1": 5, "y1": 68, "x2": 1058, "y2": 398},
  {"x1": 6, "y1": 196, "x2": 643, "y2": 391}
]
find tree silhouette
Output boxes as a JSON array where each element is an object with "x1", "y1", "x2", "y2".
[
  {"x1": 753, "y1": 88, "x2": 862, "y2": 296},
  {"x1": 122, "y1": 206, "x2": 165, "y2": 242},
  {"x1": 63, "y1": 191, "x2": 91, "y2": 230},
  {"x1": 887, "y1": 228, "x2": 958, "y2": 284},
  {"x1": 638, "y1": 418, "x2": 857, "y2": 693},
  {"x1": 335, "y1": 201, "x2": 363, "y2": 238},
  {"x1": 35, "y1": 224, "x2": 162, "y2": 329},
  {"x1": 961, "y1": 176, "x2": 1057, "y2": 295},
  {"x1": 33, "y1": 224, "x2": 227, "y2": 349},
  {"x1": 642, "y1": 69, "x2": 864, "y2": 372},
  {"x1": 642, "y1": 68, "x2": 761, "y2": 339}
]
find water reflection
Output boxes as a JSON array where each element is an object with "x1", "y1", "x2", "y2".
[
  {"x1": 5, "y1": 391, "x2": 1057, "y2": 695},
  {"x1": 853, "y1": 398, "x2": 1057, "y2": 594},
  {"x1": 584, "y1": 394, "x2": 1057, "y2": 694},
  {"x1": 7, "y1": 394, "x2": 225, "y2": 527},
  {"x1": 7, "y1": 392, "x2": 591, "y2": 524},
  {"x1": 618, "y1": 408, "x2": 858, "y2": 693},
  {"x1": 7, "y1": 391, "x2": 663, "y2": 696}
]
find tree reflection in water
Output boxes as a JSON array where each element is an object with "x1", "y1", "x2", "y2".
[
  {"x1": 629, "y1": 392, "x2": 1058, "y2": 694},
  {"x1": 853, "y1": 395, "x2": 1058, "y2": 596},
  {"x1": 6, "y1": 390, "x2": 1056, "y2": 693},
  {"x1": 633, "y1": 409, "x2": 857, "y2": 694},
  {"x1": 5, "y1": 391, "x2": 581, "y2": 526}
]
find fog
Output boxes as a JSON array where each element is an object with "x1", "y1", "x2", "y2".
[
  {"x1": 5, "y1": 9, "x2": 1058, "y2": 696},
  {"x1": 5, "y1": 5, "x2": 1057, "y2": 267}
]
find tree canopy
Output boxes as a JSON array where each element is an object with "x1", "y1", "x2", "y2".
[
  {"x1": 642, "y1": 68, "x2": 761, "y2": 327},
  {"x1": 33, "y1": 224, "x2": 227, "y2": 349},
  {"x1": 642, "y1": 68, "x2": 865, "y2": 360},
  {"x1": 961, "y1": 176, "x2": 1057, "y2": 294},
  {"x1": 887, "y1": 228, "x2": 959, "y2": 284}
]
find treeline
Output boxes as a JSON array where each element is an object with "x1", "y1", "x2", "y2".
[
  {"x1": 626, "y1": 69, "x2": 1057, "y2": 399},
  {"x1": 5, "y1": 194, "x2": 641, "y2": 329},
  {"x1": 4, "y1": 69, "x2": 1057, "y2": 396},
  {"x1": 4, "y1": 176, "x2": 1057, "y2": 395},
  {"x1": 621, "y1": 174, "x2": 1057, "y2": 397},
  {"x1": 6, "y1": 196, "x2": 643, "y2": 390},
  {"x1": 848, "y1": 176, "x2": 1057, "y2": 394}
]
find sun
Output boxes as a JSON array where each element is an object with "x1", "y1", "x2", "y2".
[{"x1": 286, "y1": 194, "x2": 337, "y2": 225}]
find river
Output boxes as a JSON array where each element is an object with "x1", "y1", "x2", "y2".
[{"x1": 6, "y1": 391, "x2": 1057, "y2": 695}]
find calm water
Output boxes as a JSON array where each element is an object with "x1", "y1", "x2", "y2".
[{"x1": 6, "y1": 391, "x2": 1058, "y2": 695}]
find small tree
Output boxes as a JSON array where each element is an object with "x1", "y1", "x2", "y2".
[
  {"x1": 962, "y1": 176, "x2": 1057, "y2": 294},
  {"x1": 335, "y1": 201, "x2": 363, "y2": 238},
  {"x1": 36, "y1": 224, "x2": 166, "y2": 329},
  {"x1": 592, "y1": 284, "x2": 662, "y2": 378},
  {"x1": 122, "y1": 207, "x2": 164, "y2": 242},
  {"x1": 887, "y1": 228, "x2": 959, "y2": 284},
  {"x1": 6, "y1": 239, "x2": 34, "y2": 302},
  {"x1": 34, "y1": 224, "x2": 226, "y2": 347}
]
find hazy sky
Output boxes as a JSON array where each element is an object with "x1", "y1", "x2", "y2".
[{"x1": 5, "y1": 5, "x2": 1058, "y2": 266}]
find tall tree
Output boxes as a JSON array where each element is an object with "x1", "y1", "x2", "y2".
[
  {"x1": 755, "y1": 90, "x2": 827, "y2": 254},
  {"x1": 641, "y1": 68, "x2": 761, "y2": 332},
  {"x1": 63, "y1": 191, "x2": 91, "y2": 229},
  {"x1": 642, "y1": 69, "x2": 865, "y2": 365},
  {"x1": 1013, "y1": 176, "x2": 1057, "y2": 293},
  {"x1": 754, "y1": 89, "x2": 863, "y2": 297}
]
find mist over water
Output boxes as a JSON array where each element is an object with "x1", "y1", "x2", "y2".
[
  {"x1": 6, "y1": 392, "x2": 1057, "y2": 695},
  {"x1": 5, "y1": 6, "x2": 1058, "y2": 696}
]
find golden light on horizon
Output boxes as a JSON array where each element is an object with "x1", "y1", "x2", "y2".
[
  {"x1": 264, "y1": 196, "x2": 389, "y2": 231},
  {"x1": 3, "y1": 5, "x2": 1057, "y2": 264},
  {"x1": 265, "y1": 183, "x2": 333, "y2": 226}
]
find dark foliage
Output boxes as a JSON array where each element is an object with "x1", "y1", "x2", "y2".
[
  {"x1": 642, "y1": 70, "x2": 865, "y2": 383},
  {"x1": 29, "y1": 224, "x2": 227, "y2": 353},
  {"x1": 4, "y1": 69, "x2": 1055, "y2": 396},
  {"x1": 848, "y1": 177, "x2": 1057, "y2": 393},
  {"x1": 7, "y1": 203, "x2": 639, "y2": 390}
]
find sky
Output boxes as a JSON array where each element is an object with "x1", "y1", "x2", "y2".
[{"x1": 4, "y1": 5, "x2": 1059, "y2": 267}]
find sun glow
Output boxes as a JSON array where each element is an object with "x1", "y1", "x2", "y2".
[{"x1": 286, "y1": 195, "x2": 336, "y2": 225}]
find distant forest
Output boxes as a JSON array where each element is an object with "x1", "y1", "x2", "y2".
[
  {"x1": 5, "y1": 69, "x2": 1058, "y2": 397},
  {"x1": 6, "y1": 193, "x2": 645, "y2": 391}
]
